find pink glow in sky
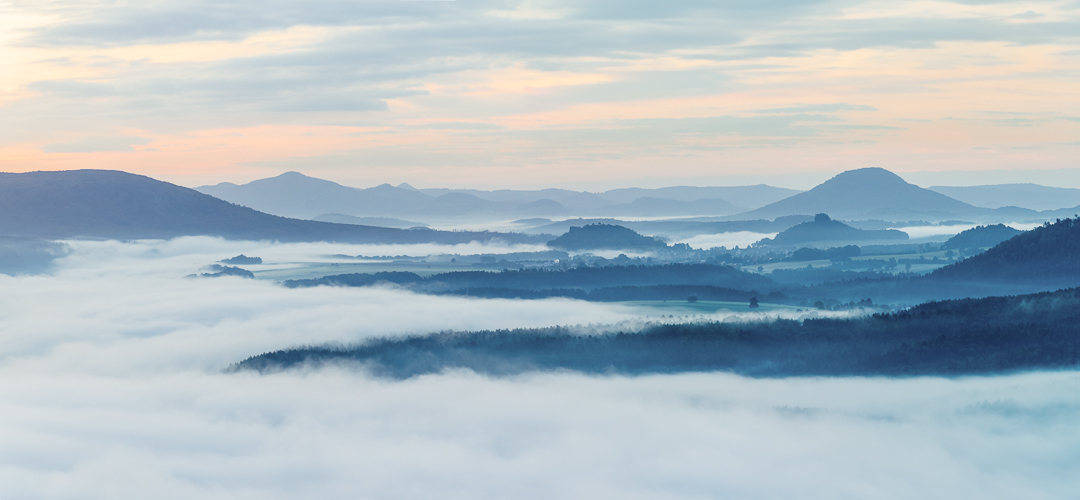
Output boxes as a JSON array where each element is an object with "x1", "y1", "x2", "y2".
[{"x1": 1, "y1": 1, "x2": 1078, "y2": 189}]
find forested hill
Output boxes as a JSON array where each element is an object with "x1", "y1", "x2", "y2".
[
  {"x1": 758, "y1": 213, "x2": 907, "y2": 246},
  {"x1": 547, "y1": 224, "x2": 668, "y2": 251},
  {"x1": 285, "y1": 263, "x2": 777, "y2": 293},
  {"x1": 233, "y1": 287, "x2": 1080, "y2": 378},
  {"x1": 941, "y1": 224, "x2": 1022, "y2": 250},
  {"x1": 806, "y1": 217, "x2": 1080, "y2": 303},
  {"x1": 0, "y1": 170, "x2": 545, "y2": 244},
  {"x1": 930, "y1": 217, "x2": 1079, "y2": 286}
]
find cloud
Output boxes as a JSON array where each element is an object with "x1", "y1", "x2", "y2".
[
  {"x1": 4, "y1": 0, "x2": 1080, "y2": 183},
  {"x1": 414, "y1": 122, "x2": 506, "y2": 130},
  {"x1": 1011, "y1": 10, "x2": 1044, "y2": 19},
  {"x1": 756, "y1": 103, "x2": 878, "y2": 113},
  {"x1": 43, "y1": 135, "x2": 152, "y2": 153},
  {"x1": 0, "y1": 237, "x2": 1077, "y2": 497}
]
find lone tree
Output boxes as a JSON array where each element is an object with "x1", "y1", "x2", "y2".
[
  {"x1": 687, "y1": 295, "x2": 699, "y2": 303},
  {"x1": 749, "y1": 297, "x2": 759, "y2": 309}
]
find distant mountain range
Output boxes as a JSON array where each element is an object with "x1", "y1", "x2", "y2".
[
  {"x1": 733, "y1": 169, "x2": 1080, "y2": 223},
  {"x1": 196, "y1": 172, "x2": 801, "y2": 221},
  {"x1": 0, "y1": 170, "x2": 545, "y2": 244},
  {"x1": 929, "y1": 184, "x2": 1080, "y2": 211},
  {"x1": 198, "y1": 169, "x2": 1079, "y2": 227}
]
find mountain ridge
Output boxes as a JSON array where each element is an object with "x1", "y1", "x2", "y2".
[{"x1": 0, "y1": 170, "x2": 545, "y2": 244}]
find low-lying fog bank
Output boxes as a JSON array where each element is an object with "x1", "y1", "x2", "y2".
[{"x1": 0, "y1": 239, "x2": 1076, "y2": 498}]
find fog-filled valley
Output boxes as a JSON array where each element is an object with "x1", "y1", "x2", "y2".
[
  {"x1": 2, "y1": 167, "x2": 1080, "y2": 498},
  {"x1": 2, "y1": 238, "x2": 1080, "y2": 499},
  {"x1": 8, "y1": 0, "x2": 1080, "y2": 494}
]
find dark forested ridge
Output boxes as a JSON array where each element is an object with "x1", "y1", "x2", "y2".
[
  {"x1": 0, "y1": 170, "x2": 545, "y2": 244},
  {"x1": 931, "y1": 217, "x2": 1080, "y2": 284},
  {"x1": 234, "y1": 287, "x2": 1080, "y2": 378},
  {"x1": 284, "y1": 263, "x2": 778, "y2": 294}
]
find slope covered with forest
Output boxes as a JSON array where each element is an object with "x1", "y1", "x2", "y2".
[{"x1": 235, "y1": 287, "x2": 1080, "y2": 378}]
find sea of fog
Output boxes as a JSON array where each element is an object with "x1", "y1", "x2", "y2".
[{"x1": 1, "y1": 238, "x2": 1077, "y2": 499}]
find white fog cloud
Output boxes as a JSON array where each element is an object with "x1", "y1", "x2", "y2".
[{"x1": 0, "y1": 238, "x2": 1076, "y2": 498}]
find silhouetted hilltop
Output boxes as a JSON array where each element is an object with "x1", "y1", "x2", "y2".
[
  {"x1": 547, "y1": 224, "x2": 669, "y2": 251},
  {"x1": 757, "y1": 214, "x2": 908, "y2": 246},
  {"x1": 941, "y1": 224, "x2": 1022, "y2": 250},
  {"x1": 738, "y1": 168, "x2": 978, "y2": 220},
  {"x1": 0, "y1": 170, "x2": 544, "y2": 244}
]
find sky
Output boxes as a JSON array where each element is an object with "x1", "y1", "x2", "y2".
[
  {"x1": 2, "y1": 237, "x2": 1079, "y2": 498},
  {"x1": 1, "y1": 0, "x2": 1078, "y2": 189}
]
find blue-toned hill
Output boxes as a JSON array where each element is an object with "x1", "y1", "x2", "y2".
[
  {"x1": 547, "y1": 223, "x2": 669, "y2": 251},
  {"x1": 0, "y1": 170, "x2": 545, "y2": 244}
]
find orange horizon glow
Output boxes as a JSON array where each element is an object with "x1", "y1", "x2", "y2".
[{"x1": 0, "y1": 1, "x2": 1077, "y2": 190}]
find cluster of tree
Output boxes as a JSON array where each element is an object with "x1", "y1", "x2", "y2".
[{"x1": 233, "y1": 287, "x2": 1080, "y2": 378}]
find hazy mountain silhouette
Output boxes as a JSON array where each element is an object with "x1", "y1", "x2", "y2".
[
  {"x1": 311, "y1": 214, "x2": 428, "y2": 228},
  {"x1": 592, "y1": 197, "x2": 741, "y2": 217},
  {"x1": 601, "y1": 185, "x2": 801, "y2": 210},
  {"x1": 757, "y1": 214, "x2": 908, "y2": 246},
  {"x1": 198, "y1": 172, "x2": 443, "y2": 219},
  {"x1": 198, "y1": 172, "x2": 805, "y2": 219},
  {"x1": 514, "y1": 199, "x2": 570, "y2": 216},
  {"x1": 0, "y1": 170, "x2": 544, "y2": 244},
  {"x1": 737, "y1": 168, "x2": 979, "y2": 221},
  {"x1": 929, "y1": 184, "x2": 1080, "y2": 211},
  {"x1": 419, "y1": 188, "x2": 613, "y2": 212}
]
